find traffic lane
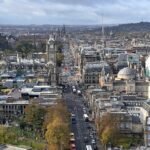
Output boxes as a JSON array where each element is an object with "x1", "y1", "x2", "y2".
[
  {"x1": 71, "y1": 123, "x2": 82, "y2": 150},
  {"x1": 65, "y1": 93, "x2": 87, "y2": 150},
  {"x1": 75, "y1": 97, "x2": 92, "y2": 146},
  {"x1": 75, "y1": 102, "x2": 85, "y2": 147},
  {"x1": 65, "y1": 93, "x2": 82, "y2": 150},
  {"x1": 64, "y1": 93, "x2": 83, "y2": 150},
  {"x1": 75, "y1": 108, "x2": 85, "y2": 150},
  {"x1": 64, "y1": 95, "x2": 79, "y2": 148},
  {"x1": 76, "y1": 95, "x2": 101, "y2": 150},
  {"x1": 64, "y1": 92, "x2": 95, "y2": 147}
]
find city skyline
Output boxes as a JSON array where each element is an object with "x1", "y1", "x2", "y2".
[{"x1": 0, "y1": 0, "x2": 150, "y2": 25}]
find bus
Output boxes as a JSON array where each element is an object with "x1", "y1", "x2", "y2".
[
  {"x1": 86, "y1": 145, "x2": 92, "y2": 150},
  {"x1": 83, "y1": 114, "x2": 89, "y2": 122}
]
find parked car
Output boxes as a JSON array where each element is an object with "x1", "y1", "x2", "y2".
[
  {"x1": 84, "y1": 136, "x2": 89, "y2": 143},
  {"x1": 91, "y1": 139, "x2": 96, "y2": 144}
]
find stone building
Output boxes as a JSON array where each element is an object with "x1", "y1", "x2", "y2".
[
  {"x1": 82, "y1": 61, "x2": 111, "y2": 87},
  {"x1": 99, "y1": 67, "x2": 150, "y2": 98},
  {"x1": 46, "y1": 35, "x2": 57, "y2": 86}
]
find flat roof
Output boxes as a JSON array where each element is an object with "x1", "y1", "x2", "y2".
[{"x1": 0, "y1": 100, "x2": 29, "y2": 105}]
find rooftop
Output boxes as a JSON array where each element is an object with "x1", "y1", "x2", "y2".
[
  {"x1": 0, "y1": 100, "x2": 29, "y2": 105},
  {"x1": 117, "y1": 67, "x2": 136, "y2": 80}
]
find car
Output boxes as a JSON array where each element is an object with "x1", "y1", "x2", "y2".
[
  {"x1": 73, "y1": 88, "x2": 76, "y2": 93},
  {"x1": 70, "y1": 132, "x2": 75, "y2": 137},
  {"x1": 83, "y1": 107, "x2": 86, "y2": 113},
  {"x1": 93, "y1": 144, "x2": 98, "y2": 150},
  {"x1": 83, "y1": 110, "x2": 86, "y2": 113},
  {"x1": 90, "y1": 133, "x2": 94, "y2": 139},
  {"x1": 77, "y1": 90, "x2": 81, "y2": 95},
  {"x1": 84, "y1": 136, "x2": 89, "y2": 143},
  {"x1": 70, "y1": 144, "x2": 76, "y2": 150},
  {"x1": 91, "y1": 139, "x2": 96, "y2": 144},
  {"x1": 87, "y1": 124, "x2": 92, "y2": 129},
  {"x1": 69, "y1": 138, "x2": 75, "y2": 144}
]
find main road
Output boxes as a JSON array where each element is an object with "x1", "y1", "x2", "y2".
[
  {"x1": 64, "y1": 88, "x2": 101, "y2": 150},
  {"x1": 62, "y1": 42, "x2": 102, "y2": 150}
]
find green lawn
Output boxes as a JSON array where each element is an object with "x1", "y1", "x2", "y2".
[
  {"x1": 0, "y1": 126, "x2": 46, "y2": 150},
  {"x1": 116, "y1": 135, "x2": 143, "y2": 149}
]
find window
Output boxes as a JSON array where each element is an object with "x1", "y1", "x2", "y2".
[
  {"x1": 147, "y1": 126, "x2": 150, "y2": 131},
  {"x1": 42, "y1": 88, "x2": 50, "y2": 92},
  {"x1": 120, "y1": 123, "x2": 124, "y2": 129},
  {"x1": 93, "y1": 80, "x2": 96, "y2": 83},
  {"x1": 125, "y1": 123, "x2": 130, "y2": 129},
  {"x1": 148, "y1": 134, "x2": 150, "y2": 139}
]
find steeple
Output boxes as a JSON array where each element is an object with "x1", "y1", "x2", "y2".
[
  {"x1": 101, "y1": 66, "x2": 106, "y2": 76},
  {"x1": 99, "y1": 66, "x2": 106, "y2": 88},
  {"x1": 100, "y1": 14, "x2": 106, "y2": 60}
]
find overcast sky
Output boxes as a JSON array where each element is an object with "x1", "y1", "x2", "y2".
[{"x1": 0, "y1": 0, "x2": 149, "y2": 25}]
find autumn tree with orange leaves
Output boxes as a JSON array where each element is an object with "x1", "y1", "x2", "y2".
[
  {"x1": 97, "y1": 113, "x2": 120, "y2": 147},
  {"x1": 45, "y1": 101, "x2": 70, "y2": 150}
]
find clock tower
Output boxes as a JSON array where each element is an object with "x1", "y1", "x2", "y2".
[
  {"x1": 46, "y1": 35, "x2": 56, "y2": 63},
  {"x1": 46, "y1": 35, "x2": 57, "y2": 86}
]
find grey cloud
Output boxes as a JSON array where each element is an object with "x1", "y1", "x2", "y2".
[
  {"x1": 0, "y1": 0, "x2": 150, "y2": 24},
  {"x1": 31, "y1": 0, "x2": 120, "y2": 6}
]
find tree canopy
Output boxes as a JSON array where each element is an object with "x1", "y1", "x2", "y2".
[
  {"x1": 24, "y1": 104, "x2": 46, "y2": 132},
  {"x1": 16, "y1": 41, "x2": 35, "y2": 58},
  {"x1": 45, "y1": 101, "x2": 70, "y2": 149},
  {"x1": 97, "y1": 113, "x2": 120, "y2": 146}
]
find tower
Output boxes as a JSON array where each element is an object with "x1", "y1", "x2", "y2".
[
  {"x1": 100, "y1": 14, "x2": 106, "y2": 60},
  {"x1": 46, "y1": 35, "x2": 56, "y2": 63},
  {"x1": 99, "y1": 66, "x2": 106, "y2": 88},
  {"x1": 46, "y1": 34, "x2": 57, "y2": 86}
]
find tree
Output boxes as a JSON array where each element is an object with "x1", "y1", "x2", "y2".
[
  {"x1": 44, "y1": 101, "x2": 70, "y2": 149},
  {"x1": 43, "y1": 101, "x2": 69, "y2": 130},
  {"x1": 45, "y1": 117, "x2": 70, "y2": 149},
  {"x1": 39, "y1": 42, "x2": 46, "y2": 53},
  {"x1": 24, "y1": 104, "x2": 46, "y2": 132},
  {"x1": 56, "y1": 53, "x2": 64, "y2": 67},
  {"x1": 16, "y1": 41, "x2": 35, "y2": 58},
  {"x1": 98, "y1": 113, "x2": 120, "y2": 147},
  {"x1": 55, "y1": 40, "x2": 64, "y2": 67},
  {"x1": 55, "y1": 41, "x2": 63, "y2": 53},
  {"x1": 0, "y1": 34, "x2": 11, "y2": 51},
  {"x1": 0, "y1": 126, "x2": 7, "y2": 143}
]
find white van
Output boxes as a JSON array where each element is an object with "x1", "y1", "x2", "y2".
[{"x1": 83, "y1": 114, "x2": 89, "y2": 122}]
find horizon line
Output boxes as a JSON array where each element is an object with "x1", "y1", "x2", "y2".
[{"x1": 0, "y1": 21, "x2": 149, "y2": 27}]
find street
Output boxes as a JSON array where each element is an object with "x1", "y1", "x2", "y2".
[
  {"x1": 63, "y1": 87, "x2": 102, "y2": 150},
  {"x1": 62, "y1": 42, "x2": 102, "y2": 150}
]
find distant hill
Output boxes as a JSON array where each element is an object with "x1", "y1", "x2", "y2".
[{"x1": 106, "y1": 22, "x2": 150, "y2": 33}]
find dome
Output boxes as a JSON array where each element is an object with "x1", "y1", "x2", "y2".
[
  {"x1": 117, "y1": 67, "x2": 136, "y2": 80},
  {"x1": 46, "y1": 61, "x2": 54, "y2": 67}
]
